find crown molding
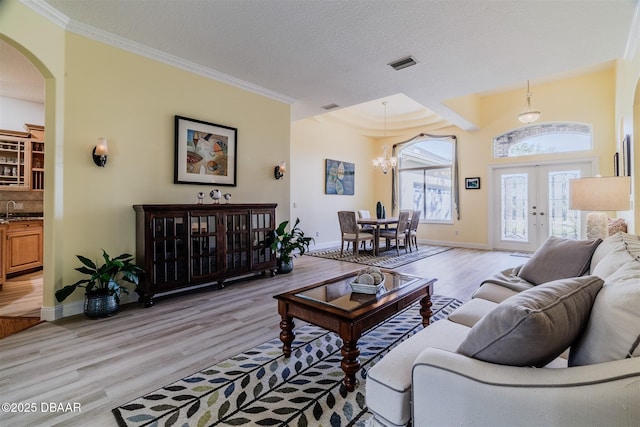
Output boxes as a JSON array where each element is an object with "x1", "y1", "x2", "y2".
[
  {"x1": 624, "y1": 1, "x2": 640, "y2": 59},
  {"x1": 21, "y1": 0, "x2": 296, "y2": 105}
]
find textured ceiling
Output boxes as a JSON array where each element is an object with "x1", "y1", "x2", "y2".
[{"x1": 2, "y1": 0, "x2": 638, "y2": 132}]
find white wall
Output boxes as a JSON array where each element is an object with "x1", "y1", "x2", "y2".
[{"x1": 0, "y1": 97, "x2": 44, "y2": 130}]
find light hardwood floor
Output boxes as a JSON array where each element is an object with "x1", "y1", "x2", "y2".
[
  {"x1": 0, "y1": 271, "x2": 43, "y2": 318},
  {"x1": 0, "y1": 247, "x2": 523, "y2": 427}
]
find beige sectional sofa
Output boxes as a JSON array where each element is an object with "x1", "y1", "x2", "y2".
[{"x1": 366, "y1": 233, "x2": 640, "y2": 427}]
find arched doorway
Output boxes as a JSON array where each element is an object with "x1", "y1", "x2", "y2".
[{"x1": 0, "y1": 37, "x2": 46, "y2": 333}]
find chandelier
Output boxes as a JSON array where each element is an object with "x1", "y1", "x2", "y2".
[
  {"x1": 517, "y1": 80, "x2": 541, "y2": 123},
  {"x1": 373, "y1": 102, "x2": 397, "y2": 174},
  {"x1": 373, "y1": 145, "x2": 397, "y2": 174}
]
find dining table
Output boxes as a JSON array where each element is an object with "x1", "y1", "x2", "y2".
[{"x1": 357, "y1": 217, "x2": 399, "y2": 256}]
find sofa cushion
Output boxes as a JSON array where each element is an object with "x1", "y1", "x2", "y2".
[
  {"x1": 569, "y1": 259, "x2": 640, "y2": 366},
  {"x1": 366, "y1": 320, "x2": 469, "y2": 427},
  {"x1": 591, "y1": 247, "x2": 634, "y2": 279},
  {"x1": 472, "y1": 282, "x2": 520, "y2": 303},
  {"x1": 591, "y1": 232, "x2": 640, "y2": 272},
  {"x1": 457, "y1": 276, "x2": 603, "y2": 367},
  {"x1": 448, "y1": 298, "x2": 498, "y2": 327},
  {"x1": 518, "y1": 236, "x2": 601, "y2": 285}
]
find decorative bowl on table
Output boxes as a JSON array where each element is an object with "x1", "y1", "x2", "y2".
[{"x1": 350, "y1": 267, "x2": 386, "y2": 294}]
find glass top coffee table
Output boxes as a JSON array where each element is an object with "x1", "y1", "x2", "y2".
[{"x1": 273, "y1": 270, "x2": 435, "y2": 391}]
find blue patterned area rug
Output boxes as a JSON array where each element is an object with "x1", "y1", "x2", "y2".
[
  {"x1": 305, "y1": 244, "x2": 453, "y2": 268},
  {"x1": 112, "y1": 295, "x2": 462, "y2": 427}
]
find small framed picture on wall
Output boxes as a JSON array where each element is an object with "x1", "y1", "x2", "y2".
[{"x1": 465, "y1": 177, "x2": 480, "y2": 189}]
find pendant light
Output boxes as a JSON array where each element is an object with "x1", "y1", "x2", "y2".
[{"x1": 518, "y1": 80, "x2": 541, "y2": 123}]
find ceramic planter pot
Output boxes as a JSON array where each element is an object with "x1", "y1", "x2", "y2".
[
  {"x1": 84, "y1": 293, "x2": 119, "y2": 318},
  {"x1": 277, "y1": 258, "x2": 294, "y2": 274}
]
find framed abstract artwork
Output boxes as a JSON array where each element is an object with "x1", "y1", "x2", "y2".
[
  {"x1": 174, "y1": 115, "x2": 237, "y2": 186},
  {"x1": 325, "y1": 159, "x2": 355, "y2": 195},
  {"x1": 465, "y1": 177, "x2": 480, "y2": 189}
]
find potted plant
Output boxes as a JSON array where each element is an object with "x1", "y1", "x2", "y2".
[
  {"x1": 55, "y1": 250, "x2": 144, "y2": 318},
  {"x1": 269, "y1": 218, "x2": 314, "y2": 273}
]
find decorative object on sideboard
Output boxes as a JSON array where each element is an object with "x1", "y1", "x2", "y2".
[
  {"x1": 569, "y1": 176, "x2": 631, "y2": 239},
  {"x1": 269, "y1": 217, "x2": 314, "y2": 274},
  {"x1": 54, "y1": 250, "x2": 144, "y2": 318},
  {"x1": 210, "y1": 189, "x2": 221, "y2": 203},
  {"x1": 196, "y1": 192, "x2": 204, "y2": 204},
  {"x1": 223, "y1": 192, "x2": 232, "y2": 203},
  {"x1": 274, "y1": 161, "x2": 286, "y2": 179},
  {"x1": 174, "y1": 115, "x2": 237, "y2": 186},
  {"x1": 92, "y1": 137, "x2": 108, "y2": 167},
  {"x1": 517, "y1": 80, "x2": 541, "y2": 123}
]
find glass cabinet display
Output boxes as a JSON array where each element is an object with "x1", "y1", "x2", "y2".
[
  {"x1": 0, "y1": 138, "x2": 27, "y2": 189},
  {"x1": 0, "y1": 125, "x2": 45, "y2": 191},
  {"x1": 134, "y1": 204, "x2": 277, "y2": 307},
  {"x1": 30, "y1": 140, "x2": 44, "y2": 191}
]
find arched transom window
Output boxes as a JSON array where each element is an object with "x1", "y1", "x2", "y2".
[{"x1": 493, "y1": 122, "x2": 592, "y2": 158}]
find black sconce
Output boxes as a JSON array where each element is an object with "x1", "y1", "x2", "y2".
[
  {"x1": 93, "y1": 137, "x2": 108, "y2": 167},
  {"x1": 274, "y1": 161, "x2": 286, "y2": 179}
]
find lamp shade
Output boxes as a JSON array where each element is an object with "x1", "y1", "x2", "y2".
[{"x1": 569, "y1": 176, "x2": 631, "y2": 211}]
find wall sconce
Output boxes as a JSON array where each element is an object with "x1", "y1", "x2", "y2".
[
  {"x1": 274, "y1": 161, "x2": 286, "y2": 179},
  {"x1": 93, "y1": 137, "x2": 108, "y2": 167}
]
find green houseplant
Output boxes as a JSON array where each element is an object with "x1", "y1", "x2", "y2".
[
  {"x1": 55, "y1": 250, "x2": 144, "y2": 318},
  {"x1": 269, "y1": 218, "x2": 314, "y2": 273}
]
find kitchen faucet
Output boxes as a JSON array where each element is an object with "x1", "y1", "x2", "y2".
[{"x1": 6, "y1": 200, "x2": 16, "y2": 219}]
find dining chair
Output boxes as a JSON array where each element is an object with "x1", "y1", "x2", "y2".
[
  {"x1": 338, "y1": 211, "x2": 374, "y2": 256},
  {"x1": 379, "y1": 210, "x2": 411, "y2": 255},
  {"x1": 406, "y1": 210, "x2": 421, "y2": 252},
  {"x1": 357, "y1": 209, "x2": 374, "y2": 232}
]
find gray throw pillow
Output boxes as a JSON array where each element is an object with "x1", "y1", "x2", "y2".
[
  {"x1": 518, "y1": 237, "x2": 602, "y2": 285},
  {"x1": 457, "y1": 276, "x2": 604, "y2": 367}
]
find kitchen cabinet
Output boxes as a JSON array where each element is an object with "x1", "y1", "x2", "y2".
[
  {"x1": 133, "y1": 203, "x2": 277, "y2": 306},
  {"x1": 0, "y1": 224, "x2": 5, "y2": 289},
  {"x1": 0, "y1": 133, "x2": 28, "y2": 189},
  {"x1": 5, "y1": 220, "x2": 44, "y2": 275},
  {"x1": 0, "y1": 125, "x2": 45, "y2": 191}
]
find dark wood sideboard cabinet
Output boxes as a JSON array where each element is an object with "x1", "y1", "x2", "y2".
[{"x1": 133, "y1": 203, "x2": 277, "y2": 306}]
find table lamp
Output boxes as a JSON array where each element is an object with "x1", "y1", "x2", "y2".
[{"x1": 569, "y1": 176, "x2": 631, "y2": 239}]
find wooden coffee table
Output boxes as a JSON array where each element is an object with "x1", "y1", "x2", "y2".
[{"x1": 274, "y1": 270, "x2": 435, "y2": 391}]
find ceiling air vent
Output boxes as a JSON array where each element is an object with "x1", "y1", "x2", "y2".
[
  {"x1": 322, "y1": 103, "x2": 340, "y2": 110},
  {"x1": 388, "y1": 56, "x2": 418, "y2": 71}
]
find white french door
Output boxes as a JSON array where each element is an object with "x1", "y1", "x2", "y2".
[{"x1": 492, "y1": 162, "x2": 592, "y2": 252}]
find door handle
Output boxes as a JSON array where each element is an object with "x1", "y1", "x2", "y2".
[{"x1": 539, "y1": 212, "x2": 545, "y2": 216}]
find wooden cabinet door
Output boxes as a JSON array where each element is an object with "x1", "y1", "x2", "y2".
[
  {"x1": 0, "y1": 226, "x2": 5, "y2": 288},
  {"x1": 147, "y1": 213, "x2": 189, "y2": 292},
  {"x1": 223, "y1": 210, "x2": 251, "y2": 275},
  {"x1": 189, "y1": 211, "x2": 221, "y2": 282},
  {"x1": 6, "y1": 222, "x2": 43, "y2": 274},
  {"x1": 251, "y1": 208, "x2": 277, "y2": 270}
]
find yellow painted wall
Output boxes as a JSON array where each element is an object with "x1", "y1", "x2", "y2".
[
  {"x1": 2, "y1": 2, "x2": 290, "y2": 317},
  {"x1": 421, "y1": 69, "x2": 617, "y2": 247},
  {"x1": 294, "y1": 68, "x2": 621, "y2": 249},
  {"x1": 291, "y1": 117, "x2": 380, "y2": 244}
]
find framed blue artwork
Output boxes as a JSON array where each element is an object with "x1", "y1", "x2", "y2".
[{"x1": 325, "y1": 159, "x2": 355, "y2": 195}]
